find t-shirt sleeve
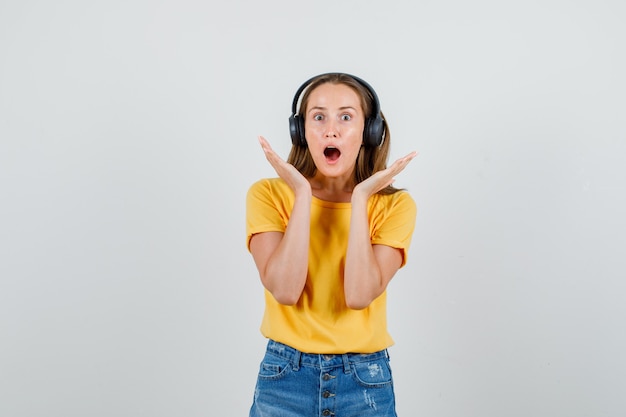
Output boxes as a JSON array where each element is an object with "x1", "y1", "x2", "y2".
[
  {"x1": 370, "y1": 191, "x2": 417, "y2": 268},
  {"x1": 246, "y1": 179, "x2": 290, "y2": 251}
]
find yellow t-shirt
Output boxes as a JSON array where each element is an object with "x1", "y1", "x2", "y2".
[{"x1": 246, "y1": 177, "x2": 417, "y2": 354}]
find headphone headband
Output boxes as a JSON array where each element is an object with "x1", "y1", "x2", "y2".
[{"x1": 288, "y1": 72, "x2": 385, "y2": 148}]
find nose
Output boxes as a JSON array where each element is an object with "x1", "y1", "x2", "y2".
[{"x1": 325, "y1": 121, "x2": 338, "y2": 138}]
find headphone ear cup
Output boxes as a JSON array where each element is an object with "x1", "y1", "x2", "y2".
[
  {"x1": 297, "y1": 116, "x2": 306, "y2": 146},
  {"x1": 289, "y1": 114, "x2": 299, "y2": 145},
  {"x1": 289, "y1": 114, "x2": 299, "y2": 146},
  {"x1": 363, "y1": 114, "x2": 385, "y2": 147},
  {"x1": 289, "y1": 114, "x2": 307, "y2": 147}
]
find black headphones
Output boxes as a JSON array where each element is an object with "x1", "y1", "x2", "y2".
[{"x1": 288, "y1": 73, "x2": 385, "y2": 148}]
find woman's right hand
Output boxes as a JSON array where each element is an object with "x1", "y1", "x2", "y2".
[
  {"x1": 258, "y1": 136, "x2": 311, "y2": 195},
  {"x1": 252, "y1": 136, "x2": 312, "y2": 305}
]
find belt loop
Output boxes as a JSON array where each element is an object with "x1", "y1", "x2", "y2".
[
  {"x1": 292, "y1": 348, "x2": 302, "y2": 371},
  {"x1": 342, "y1": 354, "x2": 350, "y2": 374}
]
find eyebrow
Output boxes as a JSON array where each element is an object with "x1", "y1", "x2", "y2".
[{"x1": 307, "y1": 106, "x2": 358, "y2": 114}]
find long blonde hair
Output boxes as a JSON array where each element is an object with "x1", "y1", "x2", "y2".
[{"x1": 287, "y1": 73, "x2": 399, "y2": 195}]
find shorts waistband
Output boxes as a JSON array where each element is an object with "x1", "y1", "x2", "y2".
[{"x1": 265, "y1": 340, "x2": 389, "y2": 372}]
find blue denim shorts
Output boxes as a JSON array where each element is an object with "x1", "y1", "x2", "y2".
[{"x1": 249, "y1": 340, "x2": 398, "y2": 417}]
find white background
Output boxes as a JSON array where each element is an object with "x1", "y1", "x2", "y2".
[{"x1": 1, "y1": 0, "x2": 625, "y2": 416}]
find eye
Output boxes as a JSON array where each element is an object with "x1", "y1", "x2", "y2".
[
  {"x1": 313, "y1": 114, "x2": 324, "y2": 121},
  {"x1": 341, "y1": 114, "x2": 352, "y2": 121}
]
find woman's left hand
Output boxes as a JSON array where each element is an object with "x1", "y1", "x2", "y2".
[{"x1": 352, "y1": 151, "x2": 418, "y2": 199}]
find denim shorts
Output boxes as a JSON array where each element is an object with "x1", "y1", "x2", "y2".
[{"x1": 249, "y1": 340, "x2": 398, "y2": 417}]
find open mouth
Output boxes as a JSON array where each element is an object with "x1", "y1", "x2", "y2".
[{"x1": 323, "y1": 146, "x2": 341, "y2": 162}]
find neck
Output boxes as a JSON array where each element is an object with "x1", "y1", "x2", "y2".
[{"x1": 309, "y1": 174, "x2": 355, "y2": 203}]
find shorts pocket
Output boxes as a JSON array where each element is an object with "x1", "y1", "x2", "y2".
[
  {"x1": 257, "y1": 352, "x2": 293, "y2": 381},
  {"x1": 351, "y1": 357, "x2": 393, "y2": 388}
]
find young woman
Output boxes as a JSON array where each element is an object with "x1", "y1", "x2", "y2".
[{"x1": 246, "y1": 72, "x2": 417, "y2": 417}]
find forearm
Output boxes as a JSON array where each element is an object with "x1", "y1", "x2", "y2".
[
  {"x1": 344, "y1": 194, "x2": 384, "y2": 310},
  {"x1": 262, "y1": 192, "x2": 311, "y2": 305}
]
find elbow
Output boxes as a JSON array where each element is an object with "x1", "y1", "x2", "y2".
[
  {"x1": 271, "y1": 288, "x2": 301, "y2": 306},
  {"x1": 346, "y1": 301, "x2": 370, "y2": 310},
  {"x1": 260, "y1": 273, "x2": 303, "y2": 306},
  {"x1": 345, "y1": 294, "x2": 372, "y2": 310}
]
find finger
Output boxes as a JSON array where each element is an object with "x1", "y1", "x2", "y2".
[
  {"x1": 398, "y1": 151, "x2": 418, "y2": 164},
  {"x1": 258, "y1": 136, "x2": 281, "y2": 162},
  {"x1": 391, "y1": 151, "x2": 418, "y2": 172},
  {"x1": 258, "y1": 135, "x2": 272, "y2": 152}
]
